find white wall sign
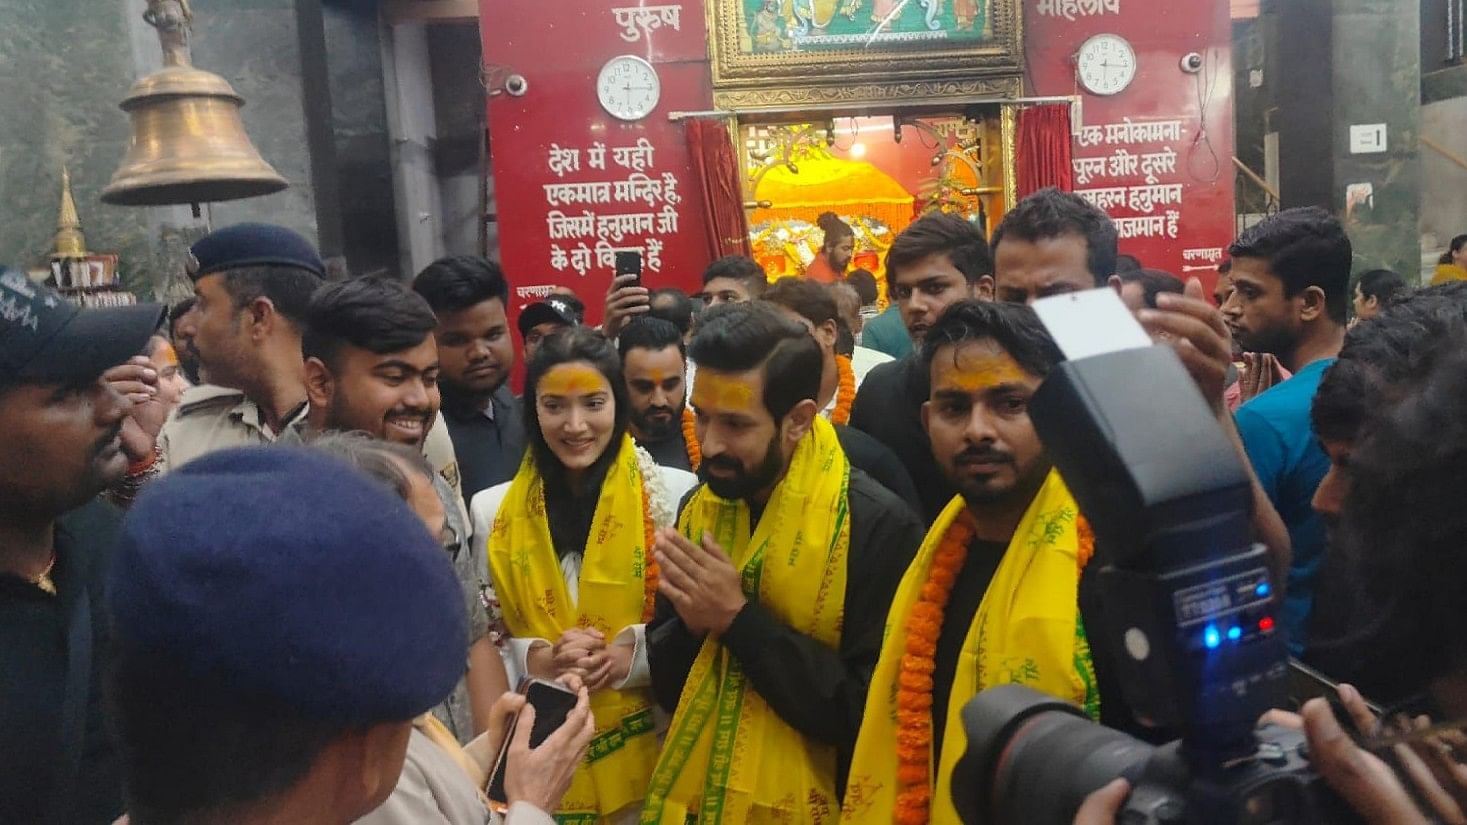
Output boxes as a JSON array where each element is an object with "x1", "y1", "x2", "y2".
[{"x1": 1349, "y1": 123, "x2": 1388, "y2": 154}]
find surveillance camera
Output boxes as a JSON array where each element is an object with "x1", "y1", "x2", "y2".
[
  {"x1": 1180, "y1": 52, "x2": 1204, "y2": 73},
  {"x1": 505, "y1": 74, "x2": 529, "y2": 96}
]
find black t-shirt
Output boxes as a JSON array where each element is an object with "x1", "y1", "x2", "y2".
[
  {"x1": 0, "y1": 499, "x2": 124, "y2": 825},
  {"x1": 849, "y1": 355, "x2": 956, "y2": 525},
  {"x1": 932, "y1": 538, "x2": 1007, "y2": 758},
  {"x1": 834, "y1": 425, "x2": 922, "y2": 517},
  {"x1": 638, "y1": 428, "x2": 693, "y2": 473},
  {"x1": 932, "y1": 536, "x2": 1154, "y2": 759},
  {"x1": 441, "y1": 385, "x2": 526, "y2": 507}
]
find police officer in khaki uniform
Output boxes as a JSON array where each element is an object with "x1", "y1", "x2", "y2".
[{"x1": 149, "y1": 223, "x2": 462, "y2": 496}]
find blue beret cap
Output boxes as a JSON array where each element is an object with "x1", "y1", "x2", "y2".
[
  {"x1": 188, "y1": 222, "x2": 326, "y2": 281},
  {"x1": 108, "y1": 447, "x2": 468, "y2": 724}
]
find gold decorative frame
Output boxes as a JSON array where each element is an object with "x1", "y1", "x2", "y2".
[{"x1": 708, "y1": 0, "x2": 1024, "y2": 109}]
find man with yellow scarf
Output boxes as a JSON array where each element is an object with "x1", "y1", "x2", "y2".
[
  {"x1": 645, "y1": 302, "x2": 925, "y2": 824},
  {"x1": 843, "y1": 300, "x2": 1101, "y2": 825}
]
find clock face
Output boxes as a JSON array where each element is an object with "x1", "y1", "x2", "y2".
[
  {"x1": 1076, "y1": 34, "x2": 1137, "y2": 96},
  {"x1": 597, "y1": 55, "x2": 661, "y2": 121}
]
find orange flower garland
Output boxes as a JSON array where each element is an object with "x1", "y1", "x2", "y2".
[
  {"x1": 681, "y1": 407, "x2": 702, "y2": 471},
  {"x1": 894, "y1": 510, "x2": 976, "y2": 824},
  {"x1": 640, "y1": 481, "x2": 659, "y2": 622},
  {"x1": 892, "y1": 512, "x2": 1095, "y2": 823},
  {"x1": 831, "y1": 355, "x2": 856, "y2": 426}
]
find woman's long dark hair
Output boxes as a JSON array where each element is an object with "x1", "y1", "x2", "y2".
[
  {"x1": 521, "y1": 326, "x2": 631, "y2": 508},
  {"x1": 1439, "y1": 234, "x2": 1467, "y2": 266}
]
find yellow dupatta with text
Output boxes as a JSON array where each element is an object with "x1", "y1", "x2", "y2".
[
  {"x1": 842, "y1": 470, "x2": 1099, "y2": 824},
  {"x1": 641, "y1": 416, "x2": 851, "y2": 825},
  {"x1": 487, "y1": 435, "x2": 657, "y2": 822}
]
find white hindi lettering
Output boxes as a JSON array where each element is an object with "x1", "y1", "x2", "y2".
[
  {"x1": 1035, "y1": 0, "x2": 1119, "y2": 22},
  {"x1": 610, "y1": 137, "x2": 657, "y2": 172},
  {"x1": 1182, "y1": 248, "x2": 1225, "y2": 264},
  {"x1": 1139, "y1": 148, "x2": 1178, "y2": 185},
  {"x1": 588, "y1": 142, "x2": 608, "y2": 171},
  {"x1": 542, "y1": 140, "x2": 682, "y2": 276},
  {"x1": 515, "y1": 285, "x2": 557, "y2": 300},
  {"x1": 610, "y1": 5, "x2": 682, "y2": 43},
  {"x1": 547, "y1": 144, "x2": 580, "y2": 178},
  {"x1": 1113, "y1": 211, "x2": 1181, "y2": 240}
]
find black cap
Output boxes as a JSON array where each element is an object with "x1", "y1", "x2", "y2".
[
  {"x1": 518, "y1": 294, "x2": 586, "y2": 339},
  {"x1": 187, "y1": 223, "x2": 326, "y2": 282},
  {"x1": 0, "y1": 268, "x2": 164, "y2": 384}
]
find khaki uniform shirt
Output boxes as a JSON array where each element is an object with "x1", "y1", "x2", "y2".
[{"x1": 156, "y1": 384, "x2": 464, "y2": 501}]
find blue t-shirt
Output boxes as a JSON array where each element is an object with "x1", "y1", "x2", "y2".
[
  {"x1": 1235, "y1": 358, "x2": 1334, "y2": 655},
  {"x1": 860, "y1": 305, "x2": 913, "y2": 359}
]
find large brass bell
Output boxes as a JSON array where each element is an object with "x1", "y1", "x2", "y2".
[{"x1": 103, "y1": 0, "x2": 286, "y2": 206}]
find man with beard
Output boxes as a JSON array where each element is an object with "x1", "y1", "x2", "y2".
[
  {"x1": 0, "y1": 269, "x2": 163, "y2": 825},
  {"x1": 1222, "y1": 207, "x2": 1349, "y2": 654},
  {"x1": 843, "y1": 300, "x2": 1103, "y2": 825},
  {"x1": 413, "y1": 256, "x2": 524, "y2": 503},
  {"x1": 617, "y1": 317, "x2": 694, "y2": 471},
  {"x1": 301, "y1": 276, "x2": 508, "y2": 743},
  {"x1": 1304, "y1": 282, "x2": 1467, "y2": 701},
  {"x1": 644, "y1": 302, "x2": 923, "y2": 822},
  {"x1": 850, "y1": 212, "x2": 992, "y2": 523}
]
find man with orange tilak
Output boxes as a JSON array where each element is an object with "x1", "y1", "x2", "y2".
[
  {"x1": 843, "y1": 300, "x2": 1102, "y2": 825},
  {"x1": 644, "y1": 302, "x2": 923, "y2": 823}
]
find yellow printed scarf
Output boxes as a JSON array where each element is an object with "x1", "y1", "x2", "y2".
[
  {"x1": 642, "y1": 416, "x2": 851, "y2": 825},
  {"x1": 487, "y1": 435, "x2": 657, "y2": 822},
  {"x1": 843, "y1": 471, "x2": 1099, "y2": 825}
]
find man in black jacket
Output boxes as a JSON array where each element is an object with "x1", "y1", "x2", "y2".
[
  {"x1": 647, "y1": 303, "x2": 924, "y2": 819},
  {"x1": 850, "y1": 213, "x2": 992, "y2": 522},
  {"x1": 0, "y1": 269, "x2": 163, "y2": 824}
]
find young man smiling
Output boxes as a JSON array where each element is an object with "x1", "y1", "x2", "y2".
[{"x1": 302, "y1": 277, "x2": 508, "y2": 744}]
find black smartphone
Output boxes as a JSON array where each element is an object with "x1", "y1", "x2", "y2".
[
  {"x1": 486, "y1": 678, "x2": 580, "y2": 813},
  {"x1": 1288, "y1": 659, "x2": 1383, "y2": 717},
  {"x1": 615, "y1": 250, "x2": 643, "y2": 289}
]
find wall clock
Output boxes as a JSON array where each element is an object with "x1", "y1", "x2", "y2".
[
  {"x1": 597, "y1": 55, "x2": 661, "y2": 121},
  {"x1": 1076, "y1": 34, "x2": 1137, "y2": 97}
]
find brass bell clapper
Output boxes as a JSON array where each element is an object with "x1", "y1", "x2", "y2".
[{"x1": 103, "y1": 0, "x2": 287, "y2": 217}]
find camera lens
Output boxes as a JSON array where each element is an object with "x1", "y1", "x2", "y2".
[{"x1": 956, "y1": 685, "x2": 1154, "y2": 824}]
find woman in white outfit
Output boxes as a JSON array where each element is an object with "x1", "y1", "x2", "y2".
[{"x1": 471, "y1": 328, "x2": 695, "y2": 824}]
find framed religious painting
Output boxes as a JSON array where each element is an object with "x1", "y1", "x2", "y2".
[{"x1": 708, "y1": 0, "x2": 1024, "y2": 108}]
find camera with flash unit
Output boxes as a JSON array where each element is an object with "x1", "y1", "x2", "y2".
[{"x1": 952, "y1": 343, "x2": 1355, "y2": 824}]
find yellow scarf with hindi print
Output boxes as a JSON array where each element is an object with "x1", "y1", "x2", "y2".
[
  {"x1": 641, "y1": 416, "x2": 851, "y2": 825},
  {"x1": 487, "y1": 435, "x2": 657, "y2": 823},
  {"x1": 842, "y1": 470, "x2": 1099, "y2": 825}
]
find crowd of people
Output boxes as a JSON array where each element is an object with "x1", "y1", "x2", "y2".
[{"x1": 5, "y1": 187, "x2": 1467, "y2": 825}]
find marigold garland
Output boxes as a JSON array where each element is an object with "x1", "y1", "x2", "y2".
[
  {"x1": 831, "y1": 354, "x2": 856, "y2": 426},
  {"x1": 892, "y1": 511, "x2": 1096, "y2": 823},
  {"x1": 681, "y1": 407, "x2": 702, "y2": 471},
  {"x1": 894, "y1": 510, "x2": 976, "y2": 824},
  {"x1": 640, "y1": 480, "x2": 659, "y2": 623}
]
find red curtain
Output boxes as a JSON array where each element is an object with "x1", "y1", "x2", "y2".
[
  {"x1": 1015, "y1": 104, "x2": 1075, "y2": 198},
  {"x1": 685, "y1": 119, "x2": 752, "y2": 260}
]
